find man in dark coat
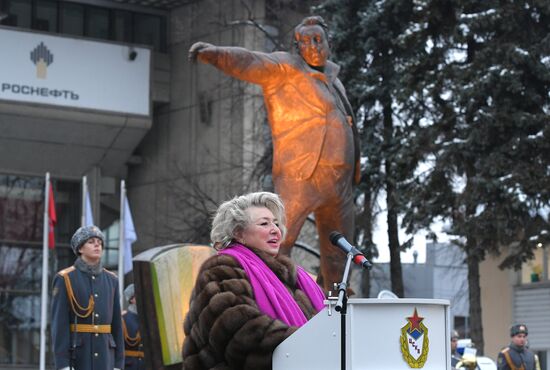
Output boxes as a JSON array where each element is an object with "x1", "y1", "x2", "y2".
[
  {"x1": 51, "y1": 225, "x2": 124, "y2": 370},
  {"x1": 122, "y1": 284, "x2": 144, "y2": 370},
  {"x1": 497, "y1": 324, "x2": 537, "y2": 370},
  {"x1": 451, "y1": 330, "x2": 462, "y2": 369},
  {"x1": 189, "y1": 16, "x2": 360, "y2": 291}
]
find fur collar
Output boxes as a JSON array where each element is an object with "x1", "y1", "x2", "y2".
[{"x1": 74, "y1": 256, "x2": 103, "y2": 276}]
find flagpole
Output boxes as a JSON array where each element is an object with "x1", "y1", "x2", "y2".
[
  {"x1": 118, "y1": 180, "x2": 125, "y2": 309},
  {"x1": 81, "y1": 176, "x2": 87, "y2": 227},
  {"x1": 39, "y1": 173, "x2": 50, "y2": 370}
]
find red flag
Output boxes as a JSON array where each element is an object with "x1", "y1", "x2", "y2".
[{"x1": 48, "y1": 181, "x2": 57, "y2": 249}]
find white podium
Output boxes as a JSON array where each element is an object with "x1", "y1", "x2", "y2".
[{"x1": 273, "y1": 298, "x2": 450, "y2": 370}]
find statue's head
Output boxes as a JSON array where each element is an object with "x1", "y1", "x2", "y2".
[{"x1": 293, "y1": 16, "x2": 330, "y2": 68}]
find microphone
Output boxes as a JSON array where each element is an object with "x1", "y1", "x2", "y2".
[{"x1": 329, "y1": 231, "x2": 373, "y2": 270}]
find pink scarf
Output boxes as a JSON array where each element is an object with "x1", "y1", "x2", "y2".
[{"x1": 219, "y1": 244, "x2": 325, "y2": 327}]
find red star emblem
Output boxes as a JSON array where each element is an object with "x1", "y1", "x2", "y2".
[{"x1": 407, "y1": 308, "x2": 424, "y2": 333}]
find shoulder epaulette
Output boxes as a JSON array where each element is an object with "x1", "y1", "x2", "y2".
[
  {"x1": 500, "y1": 347, "x2": 522, "y2": 370},
  {"x1": 103, "y1": 268, "x2": 118, "y2": 278},
  {"x1": 60, "y1": 267, "x2": 95, "y2": 318},
  {"x1": 57, "y1": 266, "x2": 76, "y2": 277}
]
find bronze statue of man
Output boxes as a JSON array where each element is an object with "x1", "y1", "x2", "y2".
[{"x1": 189, "y1": 16, "x2": 360, "y2": 291}]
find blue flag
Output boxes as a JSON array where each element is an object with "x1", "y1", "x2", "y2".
[{"x1": 123, "y1": 195, "x2": 137, "y2": 274}]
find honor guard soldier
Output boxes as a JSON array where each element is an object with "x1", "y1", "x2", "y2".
[
  {"x1": 122, "y1": 284, "x2": 144, "y2": 370},
  {"x1": 451, "y1": 330, "x2": 462, "y2": 369},
  {"x1": 497, "y1": 324, "x2": 538, "y2": 370},
  {"x1": 51, "y1": 225, "x2": 124, "y2": 370}
]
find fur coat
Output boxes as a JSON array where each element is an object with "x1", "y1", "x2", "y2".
[{"x1": 182, "y1": 249, "x2": 321, "y2": 370}]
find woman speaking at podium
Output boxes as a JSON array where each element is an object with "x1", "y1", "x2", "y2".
[{"x1": 182, "y1": 192, "x2": 326, "y2": 370}]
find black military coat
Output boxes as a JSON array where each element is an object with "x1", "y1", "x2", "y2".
[
  {"x1": 51, "y1": 260, "x2": 124, "y2": 370},
  {"x1": 497, "y1": 344, "x2": 536, "y2": 370},
  {"x1": 122, "y1": 310, "x2": 144, "y2": 370}
]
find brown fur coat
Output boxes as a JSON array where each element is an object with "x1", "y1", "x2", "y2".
[{"x1": 182, "y1": 249, "x2": 321, "y2": 370}]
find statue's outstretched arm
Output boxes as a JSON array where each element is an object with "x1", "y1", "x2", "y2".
[
  {"x1": 188, "y1": 42, "x2": 215, "y2": 63},
  {"x1": 188, "y1": 42, "x2": 285, "y2": 85}
]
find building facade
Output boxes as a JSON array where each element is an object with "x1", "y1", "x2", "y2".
[
  {"x1": 0, "y1": 0, "x2": 317, "y2": 367},
  {"x1": 480, "y1": 244, "x2": 549, "y2": 369}
]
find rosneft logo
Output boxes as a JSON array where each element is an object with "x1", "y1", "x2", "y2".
[{"x1": 30, "y1": 42, "x2": 53, "y2": 79}]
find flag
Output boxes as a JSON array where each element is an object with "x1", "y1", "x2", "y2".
[
  {"x1": 48, "y1": 181, "x2": 56, "y2": 249},
  {"x1": 84, "y1": 190, "x2": 94, "y2": 227},
  {"x1": 40, "y1": 173, "x2": 53, "y2": 370},
  {"x1": 122, "y1": 195, "x2": 137, "y2": 274},
  {"x1": 82, "y1": 176, "x2": 94, "y2": 227}
]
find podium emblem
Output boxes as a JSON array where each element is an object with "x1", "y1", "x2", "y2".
[{"x1": 400, "y1": 307, "x2": 429, "y2": 368}]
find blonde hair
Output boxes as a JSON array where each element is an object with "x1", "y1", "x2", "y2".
[{"x1": 210, "y1": 192, "x2": 287, "y2": 250}]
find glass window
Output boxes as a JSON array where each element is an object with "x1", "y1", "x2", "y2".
[
  {"x1": 54, "y1": 180, "x2": 82, "y2": 245},
  {"x1": 85, "y1": 6, "x2": 110, "y2": 40},
  {"x1": 59, "y1": 2, "x2": 83, "y2": 36},
  {"x1": 0, "y1": 173, "x2": 79, "y2": 367},
  {"x1": 0, "y1": 175, "x2": 43, "y2": 242},
  {"x1": 3, "y1": 0, "x2": 32, "y2": 28},
  {"x1": 102, "y1": 220, "x2": 120, "y2": 270},
  {"x1": 134, "y1": 13, "x2": 164, "y2": 51},
  {"x1": 521, "y1": 243, "x2": 549, "y2": 284},
  {"x1": 113, "y1": 9, "x2": 132, "y2": 44},
  {"x1": 0, "y1": 244, "x2": 46, "y2": 365},
  {"x1": 1, "y1": 1, "x2": 166, "y2": 52},
  {"x1": 453, "y1": 316, "x2": 469, "y2": 339},
  {"x1": 34, "y1": 0, "x2": 57, "y2": 32}
]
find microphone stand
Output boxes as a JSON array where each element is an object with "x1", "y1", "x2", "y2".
[{"x1": 335, "y1": 252, "x2": 354, "y2": 370}]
